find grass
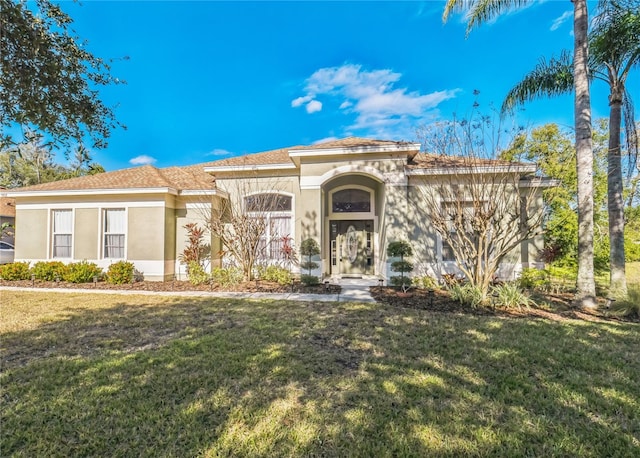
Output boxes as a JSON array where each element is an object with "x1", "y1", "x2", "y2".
[{"x1": 2, "y1": 291, "x2": 640, "y2": 457}]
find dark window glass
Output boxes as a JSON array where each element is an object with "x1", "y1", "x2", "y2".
[{"x1": 332, "y1": 189, "x2": 371, "y2": 213}]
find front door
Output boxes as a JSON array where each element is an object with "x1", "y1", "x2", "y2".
[{"x1": 330, "y1": 220, "x2": 373, "y2": 275}]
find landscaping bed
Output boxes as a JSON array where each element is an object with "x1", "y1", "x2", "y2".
[
  {"x1": 370, "y1": 286, "x2": 639, "y2": 323},
  {"x1": 0, "y1": 278, "x2": 341, "y2": 294}
]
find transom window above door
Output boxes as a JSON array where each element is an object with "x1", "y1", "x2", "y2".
[{"x1": 332, "y1": 188, "x2": 371, "y2": 213}]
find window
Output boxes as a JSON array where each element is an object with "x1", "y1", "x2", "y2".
[
  {"x1": 52, "y1": 209, "x2": 72, "y2": 258},
  {"x1": 332, "y1": 188, "x2": 371, "y2": 213},
  {"x1": 245, "y1": 194, "x2": 293, "y2": 261},
  {"x1": 441, "y1": 202, "x2": 480, "y2": 262},
  {"x1": 104, "y1": 209, "x2": 126, "y2": 259}
]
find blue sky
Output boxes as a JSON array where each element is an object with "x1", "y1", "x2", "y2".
[{"x1": 58, "y1": 0, "x2": 638, "y2": 171}]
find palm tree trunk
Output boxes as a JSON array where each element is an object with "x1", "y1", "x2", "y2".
[
  {"x1": 572, "y1": 0, "x2": 597, "y2": 307},
  {"x1": 608, "y1": 90, "x2": 627, "y2": 297}
]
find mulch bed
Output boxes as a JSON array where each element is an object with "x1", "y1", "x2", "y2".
[
  {"x1": 370, "y1": 286, "x2": 638, "y2": 323},
  {"x1": 0, "y1": 279, "x2": 341, "y2": 295}
]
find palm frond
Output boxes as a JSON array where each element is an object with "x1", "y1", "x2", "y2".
[
  {"x1": 501, "y1": 51, "x2": 574, "y2": 114},
  {"x1": 443, "y1": 0, "x2": 533, "y2": 35}
]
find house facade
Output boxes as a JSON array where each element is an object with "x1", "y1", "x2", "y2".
[{"x1": 3, "y1": 137, "x2": 546, "y2": 282}]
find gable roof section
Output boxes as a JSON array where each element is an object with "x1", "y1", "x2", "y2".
[
  {"x1": 204, "y1": 137, "x2": 422, "y2": 172},
  {"x1": 5, "y1": 164, "x2": 217, "y2": 197}
]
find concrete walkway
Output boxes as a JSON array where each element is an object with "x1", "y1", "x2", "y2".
[{"x1": 0, "y1": 281, "x2": 377, "y2": 303}]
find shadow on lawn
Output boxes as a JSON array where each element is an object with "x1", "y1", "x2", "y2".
[{"x1": 2, "y1": 296, "x2": 639, "y2": 456}]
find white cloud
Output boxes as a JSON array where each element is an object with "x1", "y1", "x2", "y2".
[
  {"x1": 207, "y1": 148, "x2": 233, "y2": 157},
  {"x1": 312, "y1": 136, "x2": 339, "y2": 145},
  {"x1": 291, "y1": 95, "x2": 313, "y2": 107},
  {"x1": 292, "y1": 63, "x2": 459, "y2": 136},
  {"x1": 129, "y1": 155, "x2": 156, "y2": 165},
  {"x1": 306, "y1": 100, "x2": 323, "y2": 114},
  {"x1": 550, "y1": 11, "x2": 572, "y2": 31}
]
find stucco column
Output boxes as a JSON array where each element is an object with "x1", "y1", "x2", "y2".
[{"x1": 298, "y1": 187, "x2": 323, "y2": 272}]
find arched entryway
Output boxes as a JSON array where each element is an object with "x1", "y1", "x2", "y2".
[{"x1": 322, "y1": 175, "x2": 383, "y2": 277}]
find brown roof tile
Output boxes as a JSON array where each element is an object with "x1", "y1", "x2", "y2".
[
  {"x1": 407, "y1": 153, "x2": 522, "y2": 169},
  {"x1": 296, "y1": 137, "x2": 416, "y2": 150},
  {"x1": 203, "y1": 146, "x2": 298, "y2": 168},
  {"x1": 9, "y1": 164, "x2": 215, "y2": 194}
]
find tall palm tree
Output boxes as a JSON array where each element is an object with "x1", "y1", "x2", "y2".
[
  {"x1": 443, "y1": 0, "x2": 597, "y2": 307},
  {"x1": 502, "y1": 5, "x2": 640, "y2": 297}
]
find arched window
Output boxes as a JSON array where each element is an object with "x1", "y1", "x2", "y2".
[
  {"x1": 244, "y1": 193, "x2": 293, "y2": 261},
  {"x1": 332, "y1": 188, "x2": 371, "y2": 213}
]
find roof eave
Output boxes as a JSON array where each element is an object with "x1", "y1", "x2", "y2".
[
  {"x1": 6, "y1": 187, "x2": 179, "y2": 198},
  {"x1": 406, "y1": 164, "x2": 537, "y2": 176},
  {"x1": 203, "y1": 163, "x2": 297, "y2": 173}
]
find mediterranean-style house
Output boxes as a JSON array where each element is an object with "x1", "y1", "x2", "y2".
[{"x1": 2, "y1": 137, "x2": 547, "y2": 282}]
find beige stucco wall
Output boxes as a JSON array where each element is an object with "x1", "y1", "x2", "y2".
[
  {"x1": 74, "y1": 208, "x2": 99, "y2": 259},
  {"x1": 14, "y1": 208, "x2": 47, "y2": 260},
  {"x1": 128, "y1": 207, "x2": 165, "y2": 261}
]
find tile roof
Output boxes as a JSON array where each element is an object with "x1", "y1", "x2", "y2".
[
  {"x1": 204, "y1": 137, "x2": 418, "y2": 169},
  {"x1": 295, "y1": 137, "x2": 417, "y2": 150},
  {"x1": 5, "y1": 138, "x2": 531, "y2": 195},
  {"x1": 202, "y1": 146, "x2": 297, "y2": 168},
  {"x1": 407, "y1": 153, "x2": 524, "y2": 169},
  {"x1": 8, "y1": 164, "x2": 215, "y2": 193}
]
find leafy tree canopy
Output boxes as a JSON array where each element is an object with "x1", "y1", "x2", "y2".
[
  {"x1": 0, "y1": 0, "x2": 124, "y2": 149},
  {"x1": 0, "y1": 131, "x2": 105, "y2": 188}
]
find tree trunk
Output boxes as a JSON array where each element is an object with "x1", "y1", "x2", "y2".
[
  {"x1": 608, "y1": 90, "x2": 627, "y2": 297},
  {"x1": 572, "y1": 0, "x2": 597, "y2": 308}
]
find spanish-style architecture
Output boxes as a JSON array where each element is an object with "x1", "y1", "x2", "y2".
[{"x1": 3, "y1": 137, "x2": 546, "y2": 281}]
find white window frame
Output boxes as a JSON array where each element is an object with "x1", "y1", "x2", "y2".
[
  {"x1": 51, "y1": 209, "x2": 73, "y2": 259},
  {"x1": 102, "y1": 208, "x2": 127, "y2": 259},
  {"x1": 328, "y1": 184, "x2": 375, "y2": 220},
  {"x1": 244, "y1": 192, "x2": 294, "y2": 262}
]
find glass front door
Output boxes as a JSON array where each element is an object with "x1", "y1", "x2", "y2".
[{"x1": 330, "y1": 220, "x2": 373, "y2": 275}]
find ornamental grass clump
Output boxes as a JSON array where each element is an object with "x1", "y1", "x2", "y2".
[
  {"x1": 492, "y1": 282, "x2": 531, "y2": 309},
  {"x1": 449, "y1": 283, "x2": 485, "y2": 308},
  {"x1": 610, "y1": 286, "x2": 640, "y2": 318}
]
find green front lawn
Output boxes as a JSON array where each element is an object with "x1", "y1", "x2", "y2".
[{"x1": 2, "y1": 291, "x2": 639, "y2": 456}]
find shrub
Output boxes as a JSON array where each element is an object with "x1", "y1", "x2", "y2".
[
  {"x1": 257, "y1": 265, "x2": 293, "y2": 286},
  {"x1": 187, "y1": 261, "x2": 209, "y2": 285},
  {"x1": 518, "y1": 268, "x2": 548, "y2": 290},
  {"x1": 300, "y1": 274, "x2": 320, "y2": 286},
  {"x1": 413, "y1": 275, "x2": 438, "y2": 290},
  {"x1": 390, "y1": 274, "x2": 412, "y2": 287},
  {"x1": 448, "y1": 283, "x2": 485, "y2": 308},
  {"x1": 179, "y1": 222, "x2": 210, "y2": 271},
  {"x1": 106, "y1": 261, "x2": 135, "y2": 284},
  {"x1": 0, "y1": 262, "x2": 31, "y2": 281},
  {"x1": 211, "y1": 267, "x2": 243, "y2": 288},
  {"x1": 387, "y1": 240, "x2": 414, "y2": 290},
  {"x1": 64, "y1": 261, "x2": 103, "y2": 283},
  {"x1": 610, "y1": 286, "x2": 640, "y2": 318},
  {"x1": 492, "y1": 282, "x2": 531, "y2": 309},
  {"x1": 31, "y1": 261, "x2": 68, "y2": 281}
]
